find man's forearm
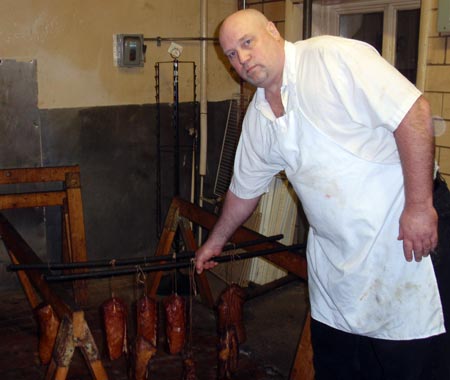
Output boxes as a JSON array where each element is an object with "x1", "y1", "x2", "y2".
[
  {"x1": 394, "y1": 95, "x2": 438, "y2": 261},
  {"x1": 208, "y1": 190, "x2": 261, "y2": 248},
  {"x1": 195, "y1": 190, "x2": 261, "y2": 273},
  {"x1": 394, "y1": 96, "x2": 434, "y2": 207}
]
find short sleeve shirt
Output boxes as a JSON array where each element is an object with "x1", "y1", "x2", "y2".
[{"x1": 229, "y1": 36, "x2": 444, "y2": 340}]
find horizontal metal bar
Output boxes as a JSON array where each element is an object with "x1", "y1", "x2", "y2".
[
  {"x1": 8, "y1": 234, "x2": 284, "y2": 271},
  {"x1": 44, "y1": 243, "x2": 306, "y2": 282},
  {"x1": 145, "y1": 36, "x2": 218, "y2": 46}
]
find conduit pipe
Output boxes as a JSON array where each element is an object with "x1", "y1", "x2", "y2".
[
  {"x1": 196, "y1": 0, "x2": 208, "y2": 245},
  {"x1": 416, "y1": 0, "x2": 431, "y2": 92},
  {"x1": 303, "y1": 0, "x2": 313, "y2": 40},
  {"x1": 199, "y1": 0, "x2": 208, "y2": 202}
]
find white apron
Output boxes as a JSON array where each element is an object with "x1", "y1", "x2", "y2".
[{"x1": 270, "y1": 86, "x2": 444, "y2": 340}]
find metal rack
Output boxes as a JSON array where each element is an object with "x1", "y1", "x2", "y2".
[{"x1": 154, "y1": 60, "x2": 199, "y2": 237}]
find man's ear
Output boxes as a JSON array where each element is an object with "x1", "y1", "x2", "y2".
[{"x1": 266, "y1": 22, "x2": 281, "y2": 39}]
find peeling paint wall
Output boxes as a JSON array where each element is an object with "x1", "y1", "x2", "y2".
[
  {"x1": 0, "y1": 1, "x2": 238, "y2": 289},
  {"x1": 0, "y1": 0, "x2": 239, "y2": 109}
]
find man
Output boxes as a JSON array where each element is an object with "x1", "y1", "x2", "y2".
[{"x1": 196, "y1": 9, "x2": 444, "y2": 380}]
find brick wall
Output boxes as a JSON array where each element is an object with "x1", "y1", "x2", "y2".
[{"x1": 422, "y1": 0, "x2": 450, "y2": 182}]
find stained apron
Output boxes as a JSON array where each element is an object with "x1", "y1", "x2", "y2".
[{"x1": 269, "y1": 87, "x2": 444, "y2": 340}]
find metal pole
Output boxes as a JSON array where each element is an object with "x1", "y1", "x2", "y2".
[
  {"x1": 303, "y1": 0, "x2": 313, "y2": 40},
  {"x1": 173, "y1": 59, "x2": 180, "y2": 197},
  {"x1": 8, "y1": 234, "x2": 286, "y2": 271},
  {"x1": 44, "y1": 243, "x2": 306, "y2": 282},
  {"x1": 155, "y1": 63, "x2": 162, "y2": 236}
]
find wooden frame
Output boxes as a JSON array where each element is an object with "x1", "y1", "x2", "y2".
[
  {"x1": 147, "y1": 196, "x2": 314, "y2": 379},
  {"x1": 1, "y1": 184, "x2": 313, "y2": 379},
  {"x1": 0, "y1": 212, "x2": 107, "y2": 380},
  {"x1": 0, "y1": 165, "x2": 88, "y2": 305}
]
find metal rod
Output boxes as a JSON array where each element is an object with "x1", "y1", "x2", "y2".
[
  {"x1": 8, "y1": 234, "x2": 285, "y2": 271},
  {"x1": 173, "y1": 59, "x2": 180, "y2": 197},
  {"x1": 145, "y1": 36, "x2": 218, "y2": 47},
  {"x1": 155, "y1": 62, "x2": 162, "y2": 237},
  {"x1": 244, "y1": 0, "x2": 285, "y2": 6},
  {"x1": 303, "y1": 0, "x2": 313, "y2": 40},
  {"x1": 44, "y1": 242, "x2": 306, "y2": 282}
]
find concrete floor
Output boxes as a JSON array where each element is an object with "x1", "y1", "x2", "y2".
[{"x1": 0, "y1": 271, "x2": 309, "y2": 380}]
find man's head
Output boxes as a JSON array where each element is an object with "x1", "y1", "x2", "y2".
[{"x1": 219, "y1": 9, "x2": 285, "y2": 91}]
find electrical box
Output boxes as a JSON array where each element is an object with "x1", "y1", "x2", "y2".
[
  {"x1": 113, "y1": 34, "x2": 145, "y2": 67},
  {"x1": 438, "y1": 0, "x2": 450, "y2": 33}
]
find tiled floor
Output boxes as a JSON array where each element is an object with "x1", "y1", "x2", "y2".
[{"x1": 0, "y1": 273, "x2": 308, "y2": 380}]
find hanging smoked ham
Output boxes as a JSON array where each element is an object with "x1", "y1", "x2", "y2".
[
  {"x1": 217, "y1": 324, "x2": 239, "y2": 379},
  {"x1": 102, "y1": 297, "x2": 128, "y2": 360},
  {"x1": 134, "y1": 335, "x2": 157, "y2": 380},
  {"x1": 136, "y1": 295, "x2": 158, "y2": 348},
  {"x1": 217, "y1": 284, "x2": 246, "y2": 343},
  {"x1": 35, "y1": 303, "x2": 60, "y2": 365},
  {"x1": 163, "y1": 294, "x2": 186, "y2": 354}
]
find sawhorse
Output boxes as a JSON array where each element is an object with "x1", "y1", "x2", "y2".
[
  {"x1": 146, "y1": 196, "x2": 314, "y2": 379},
  {"x1": 0, "y1": 212, "x2": 107, "y2": 380},
  {"x1": 0, "y1": 165, "x2": 89, "y2": 305}
]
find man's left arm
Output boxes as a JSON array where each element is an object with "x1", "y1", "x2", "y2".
[{"x1": 394, "y1": 95, "x2": 438, "y2": 262}]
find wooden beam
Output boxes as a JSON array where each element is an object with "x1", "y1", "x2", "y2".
[
  {"x1": 146, "y1": 199, "x2": 216, "y2": 307},
  {"x1": 0, "y1": 213, "x2": 78, "y2": 319},
  {"x1": 173, "y1": 197, "x2": 308, "y2": 280},
  {"x1": 289, "y1": 311, "x2": 314, "y2": 380},
  {"x1": 172, "y1": 196, "x2": 313, "y2": 378},
  {"x1": 147, "y1": 203, "x2": 180, "y2": 297},
  {"x1": 45, "y1": 314, "x2": 108, "y2": 380},
  {"x1": 64, "y1": 172, "x2": 88, "y2": 305},
  {"x1": 0, "y1": 191, "x2": 66, "y2": 210},
  {"x1": 8, "y1": 251, "x2": 41, "y2": 309},
  {"x1": 0, "y1": 165, "x2": 80, "y2": 185},
  {"x1": 178, "y1": 217, "x2": 215, "y2": 308},
  {"x1": 1, "y1": 212, "x2": 109, "y2": 379},
  {"x1": 0, "y1": 165, "x2": 89, "y2": 304}
]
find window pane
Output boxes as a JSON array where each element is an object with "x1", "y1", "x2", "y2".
[
  {"x1": 395, "y1": 9, "x2": 420, "y2": 84},
  {"x1": 339, "y1": 12, "x2": 384, "y2": 54}
]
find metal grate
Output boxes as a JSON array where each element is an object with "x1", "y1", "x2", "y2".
[{"x1": 214, "y1": 93, "x2": 249, "y2": 197}]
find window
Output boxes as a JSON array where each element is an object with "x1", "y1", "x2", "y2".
[
  {"x1": 395, "y1": 8, "x2": 420, "y2": 83},
  {"x1": 339, "y1": 12, "x2": 384, "y2": 54},
  {"x1": 326, "y1": 0, "x2": 420, "y2": 83}
]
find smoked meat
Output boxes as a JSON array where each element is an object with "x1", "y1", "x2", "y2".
[
  {"x1": 134, "y1": 335, "x2": 156, "y2": 380},
  {"x1": 35, "y1": 303, "x2": 60, "y2": 365},
  {"x1": 217, "y1": 284, "x2": 246, "y2": 343},
  {"x1": 102, "y1": 297, "x2": 128, "y2": 360},
  {"x1": 218, "y1": 324, "x2": 239, "y2": 379},
  {"x1": 163, "y1": 294, "x2": 186, "y2": 354},
  {"x1": 137, "y1": 295, "x2": 158, "y2": 347}
]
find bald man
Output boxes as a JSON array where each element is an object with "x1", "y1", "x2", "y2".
[{"x1": 196, "y1": 9, "x2": 444, "y2": 380}]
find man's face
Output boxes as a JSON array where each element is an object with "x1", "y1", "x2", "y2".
[{"x1": 219, "y1": 13, "x2": 284, "y2": 89}]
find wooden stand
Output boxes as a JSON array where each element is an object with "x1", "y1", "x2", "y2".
[
  {"x1": 290, "y1": 311, "x2": 314, "y2": 380},
  {"x1": 147, "y1": 196, "x2": 314, "y2": 379},
  {"x1": 1, "y1": 212, "x2": 107, "y2": 380},
  {"x1": 1, "y1": 182, "x2": 313, "y2": 379},
  {"x1": 0, "y1": 166, "x2": 88, "y2": 305}
]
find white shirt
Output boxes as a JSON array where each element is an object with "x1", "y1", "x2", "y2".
[{"x1": 230, "y1": 36, "x2": 444, "y2": 340}]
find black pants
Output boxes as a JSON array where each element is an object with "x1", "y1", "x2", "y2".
[
  {"x1": 311, "y1": 174, "x2": 450, "y2": 380},
  {"x1": 430, "y1": 173, "x2": 450, "y2": 379},
  {"x1": 311, "y1": 318, "x2": 434, "y2": 380}
]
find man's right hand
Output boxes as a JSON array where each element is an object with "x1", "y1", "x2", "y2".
[
  {"x1": 195, "y1": 241, "x2": 223, "y2": 274},
  {"x1": 194, "y1": 190, "x2": 261, "y2": 274}
]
